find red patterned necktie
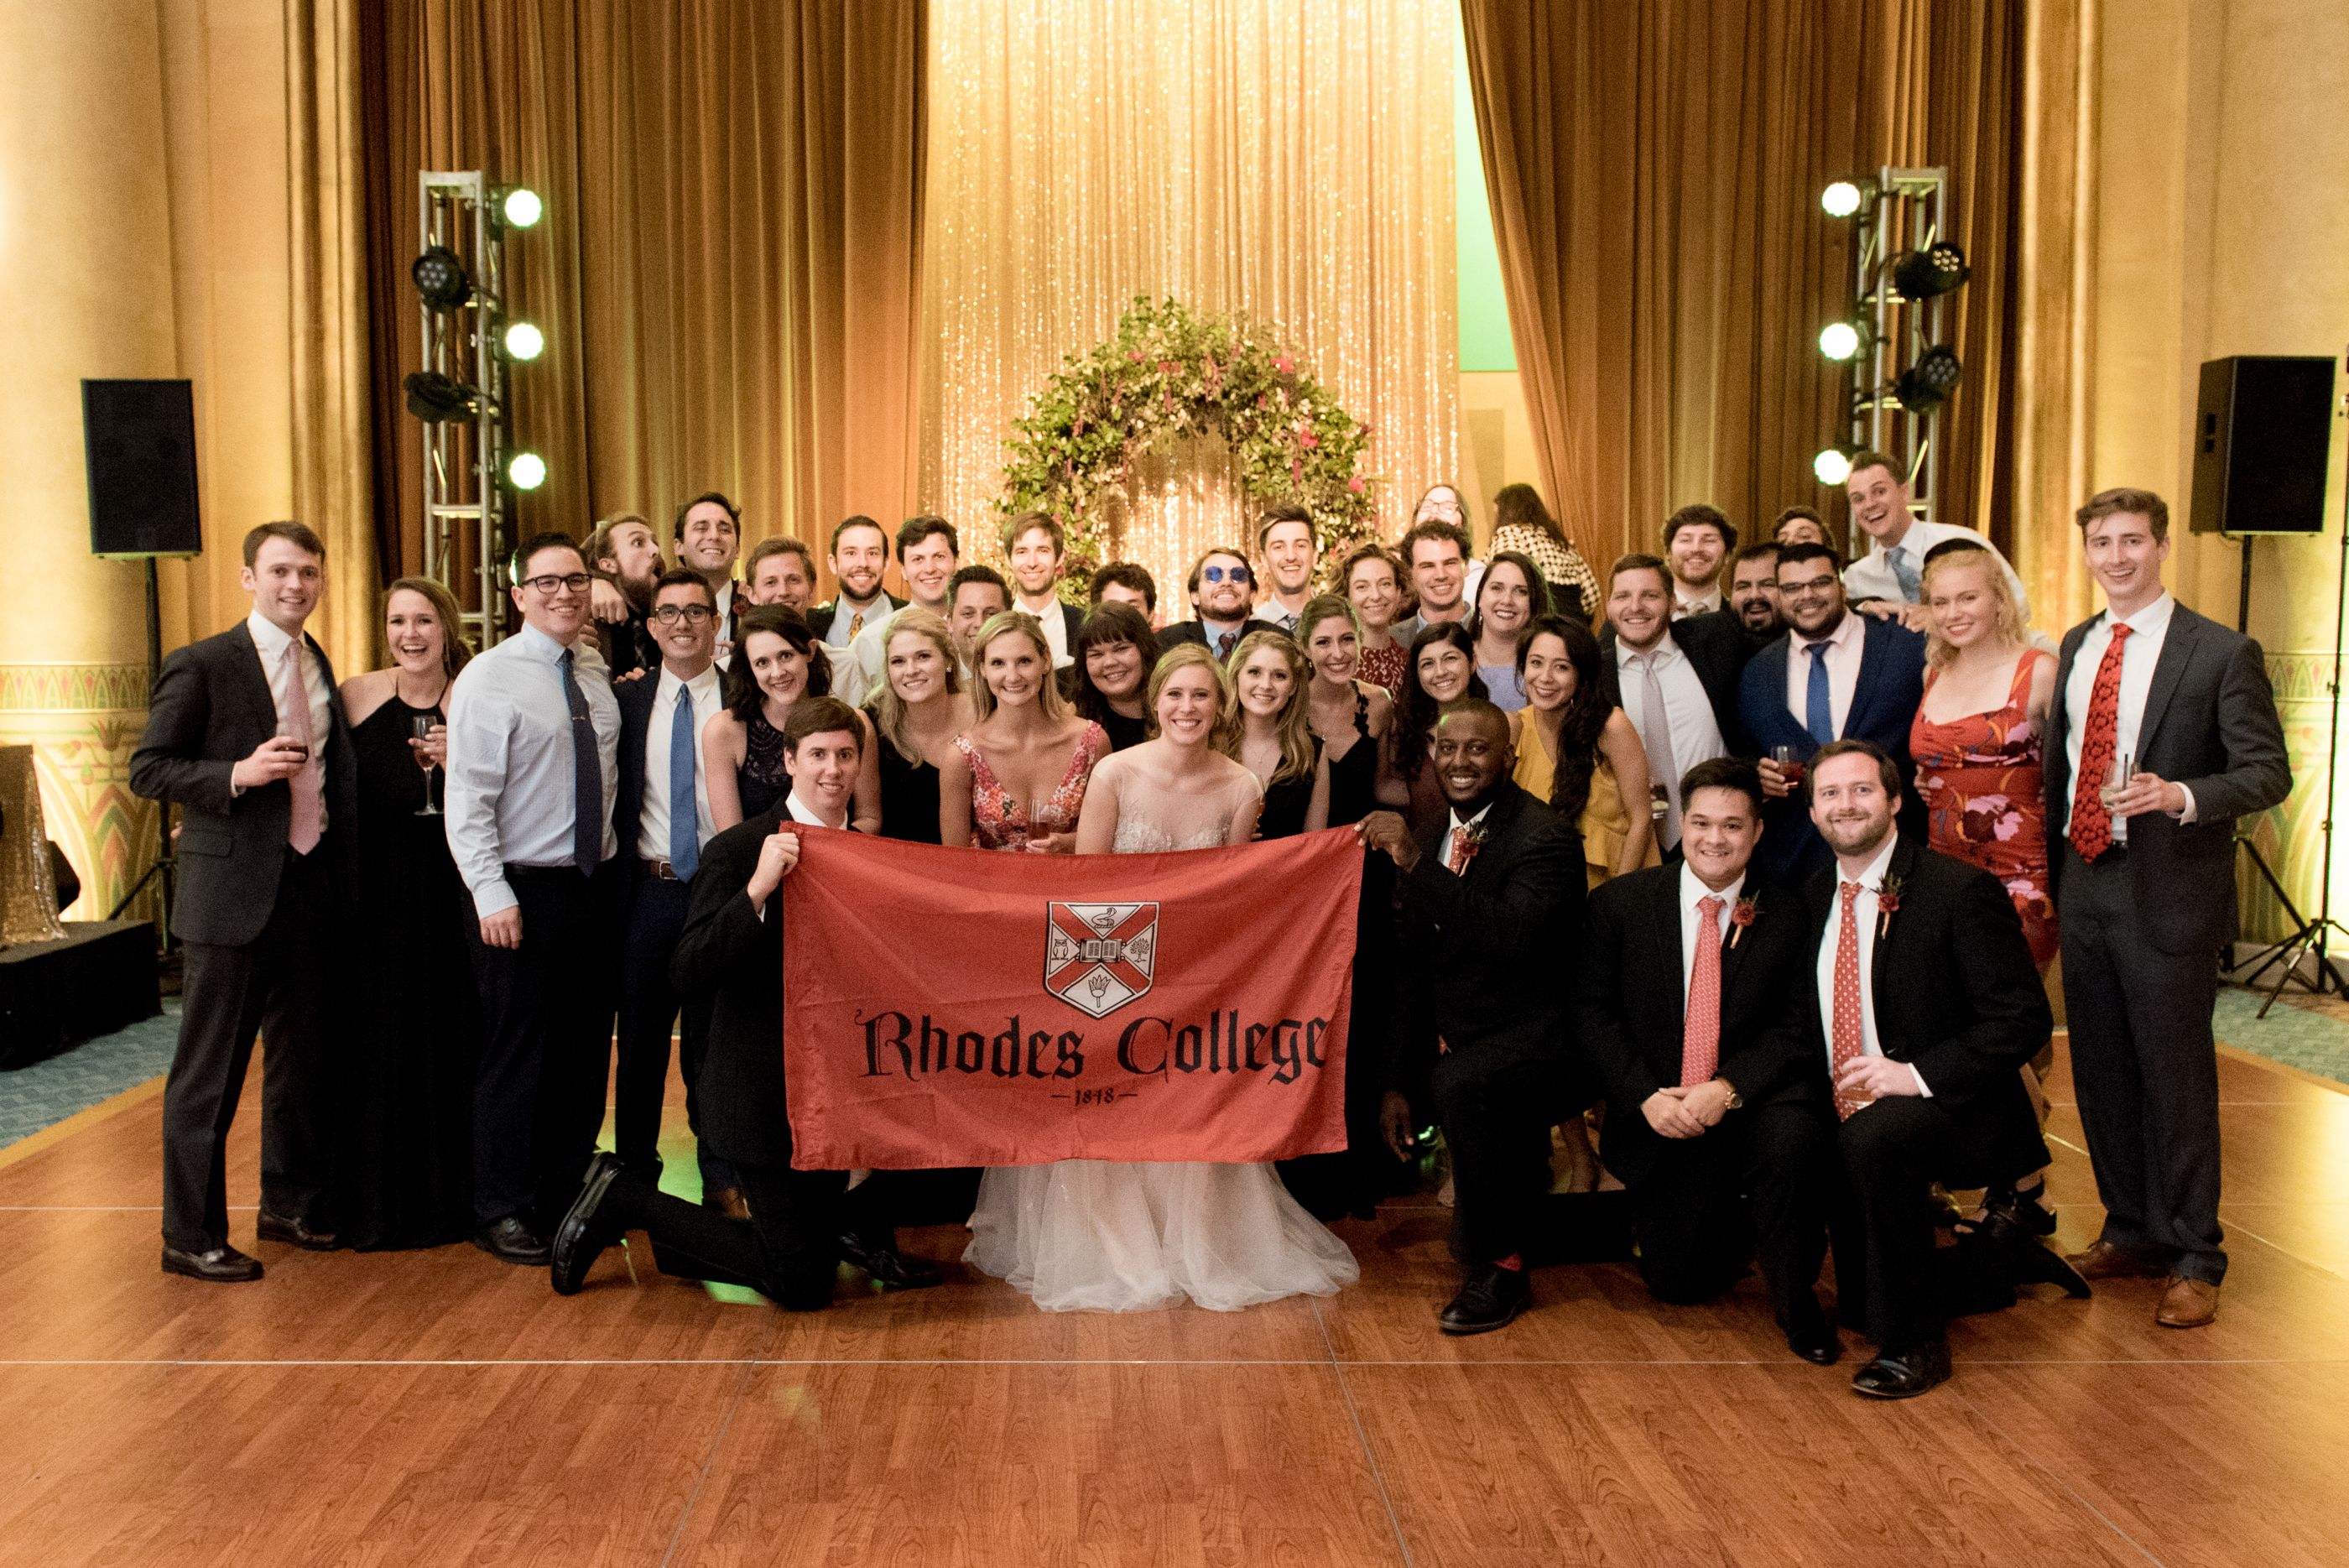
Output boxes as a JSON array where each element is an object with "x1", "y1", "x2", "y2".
[
  {"x1": 282, "y1": 639, "x2": 323, "y2": 855},
  {"x1": 1680, "y1": 894, "x2": 1723, "y2": 1086},
  {"x1": 2068, "y1": 621, "x2": 2133, "y2": 862},
  {"x1": 1446, "y1": 826, "x2": 1472, "y2": 874},
  {"x1": 1831, "y1": 881, "x2": 1868, "y2": 1120}
]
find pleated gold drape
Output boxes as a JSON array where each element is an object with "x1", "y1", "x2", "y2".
[
  {"x1": 920, "y1": 0, "x2": 1457, "y2": 597},
  {"x1": 367, "y1": 2, "x2": 924, "y2": 598},
  {"x1": 1461, "y1": 1, "x2": 2026, "y2": 576}
]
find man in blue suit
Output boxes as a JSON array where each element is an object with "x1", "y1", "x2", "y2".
[{"x1": 1739, "y1": 542, "x2": 1926, "y2": 883}]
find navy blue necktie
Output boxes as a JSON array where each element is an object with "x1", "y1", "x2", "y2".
[
  {"x1": 669, "y1": 683, "x2": 700, "y2": 879},
  {"x1": 560, "y1": 649, "x2": 602, "y2": 873},
  {"x1": 1804, "y1": 642, "x2": 1835, "y2": 746}
]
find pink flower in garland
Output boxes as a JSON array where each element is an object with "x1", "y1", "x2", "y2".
[
  {"x1": 1347, "y1": 476, "x2": 1366, "y2": 493},
  {"x1": 1274, "y1": 355, "x2": 1295, "y2": 374}
]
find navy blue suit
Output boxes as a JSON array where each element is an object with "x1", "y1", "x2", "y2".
[{"x1": 1738, "y1": 615, "x2": 1927, "y2": 883}]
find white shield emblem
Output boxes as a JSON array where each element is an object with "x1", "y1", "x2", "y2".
[{"x1": 1044, "y1": 901, "x2": 1159, "y2": 1018}]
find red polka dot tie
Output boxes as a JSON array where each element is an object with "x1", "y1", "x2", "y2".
[
  {"x1": 2068, "y1": 621, "x2": 2133, "y2": 862},
  {"x1": 1831, "y1": 881, "x2": 1868, "y2": 1121},
  {"x1": 1680, "y1": 895, "x2": 1723, "y2": 1086}
]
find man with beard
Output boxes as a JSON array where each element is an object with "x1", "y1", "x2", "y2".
[
  {"x1": 674, "y1": 492, "x2": 747, "y2": 650},
  {"x1": 1597, "y1": 554, "x2": 1744, "y2": 857},
  {"x1": 1251, "y1": 506, "x2": 1319, "y2": 633},
  {"x1": 1724, "y1": 543, "x2": 1785, "y2": 649},
  {"x1": 1360, "y1": 700, "x2": 1586, "y2": 1335},
  {"x1": 585, "y1": 513, "x2": 664, "y2": 680},
  {"x1": 1742, "y1": 542, "x2": 1925, "y2": 883},
  {"x1": 841, "y1": 517, "x2": 960, "y2": 703},
  {"x1": 1159, "y1": 547, "x2": 1258, "y2": 658},
  {"x1": 809, "y1": 517, "x2": 896, "y2": 648},
  {"x1": 1800, "y1": 741, "x2": 2086, "y2": 1399},
  {"x1": 1840, "y1": 452, "x2": 2027, "y2": 633},
  {"x1": 1001, "y1": 512, "x2": 1085, "y2": 668},
  {"x1": 1663, "y1": 503, "x2": 1734, "y2": 619}
]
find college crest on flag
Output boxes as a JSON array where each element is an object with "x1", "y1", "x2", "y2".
[{"x1": 1044, "y1": 901, "x2": 1158, "y2": 1018}]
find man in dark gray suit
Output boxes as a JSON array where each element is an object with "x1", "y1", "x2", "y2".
[
  {"x1": 2047, "y1": 487, "x2": 2290, "y2": 1329},
  {"x1": 130, "y1": 521, "x2": 356, "y2": 1281}
]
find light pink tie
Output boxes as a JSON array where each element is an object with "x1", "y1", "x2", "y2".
[
  {"x1": 1680, "y1": 896, "x2": 1723, "y2": 1086},
  {"x1": 283, "y1": 640, "x2": 323, "y2": 854}
]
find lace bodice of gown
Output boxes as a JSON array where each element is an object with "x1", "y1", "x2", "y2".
[{"x1": 1103, "y1": 762, "x2": 1263, "y2": 854}]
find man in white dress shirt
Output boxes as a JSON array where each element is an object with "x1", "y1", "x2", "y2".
[
  {"x1": 810, "y1": 517, "x2": 897, "y2": 649},
  {"x1": 444, "y1": 532, "x2": 622, "y2": 1265},
  {"x1": 674, "y1": 492, "x2": 745, "y2": 651},
  {"x1": 1001, "y1": 512, "x2": 1084, "y2": 669},
  {"x1": 1663, "y1": 504, "x2": 1734, "y2": 618},
  {"x1": 840, "y1": 517, "x2": 960, "y2": 704},
  {"x1": 782, "y1": 696, "x2": 863, "y2": 831},
  {"x1": 1601, "y1": 554, "x2": 1737, "y2": 855},
  {"x1": 1840, "y1": 452, "x2": 2029, "y2": 633},
  {"x1": 1251, "y1": 506, "x2": 1319, "y2": 633}
]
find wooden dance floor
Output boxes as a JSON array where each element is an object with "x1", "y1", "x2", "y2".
[{"x1": 2, "y1": 1035, "x2": 2345, "y2": 1567}]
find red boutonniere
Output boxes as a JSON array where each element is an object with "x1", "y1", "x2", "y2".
[
  {"x1": 1729, "y1": 894, "x2": 1760, "y2": 949},
  {"x1": 1457, "y1": 821, "x2": 1490, "y2": 868},
  {"x1": 1877, "y1": 876, "x2": 1904, "y2": 939}
]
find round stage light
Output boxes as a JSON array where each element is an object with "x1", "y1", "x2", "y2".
[
  {"x1": 1814, "y1": 446, "x2": 1855, "y2": 486},
  {"x1": 503, "y1": 188, "x2": 543, "y2": 228},
  {"x1": 411, "y1": 246, "x2": 472, "y2": 310},
  {"x1": 503, "y1": 321, "x2": 544, "y2": 362},
  {"x1": 508, "y1": 451, "x2": 548, "y2": 491},
  {"x1": 1893, "y1": 346, "x2": 1964, "y2": 412},
  {"x1": 1820, "y1": 181, "x2": 1863, "y2": 218},
  {"x1": 1891, "y1": 242, "x2": 1969, "y2": 300},
  {"x1": 1818, "y1": 322, "x2": 1861, "y2": 362}
]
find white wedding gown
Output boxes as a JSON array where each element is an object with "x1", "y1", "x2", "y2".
[{"x1": 964, "y1": 762, "x2": 1360, "y2": 1312}]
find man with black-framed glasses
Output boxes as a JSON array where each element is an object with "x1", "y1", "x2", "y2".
[
  {"x1": 444, "y1": 532, "x2": 623, "y2": 1266},
  {"x1": 1159, "y1": 547, "x2": 1258, "y2": 659}
]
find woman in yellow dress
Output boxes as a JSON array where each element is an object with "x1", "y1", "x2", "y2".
[{"x1": 1508, "y1": 613, "x2": 1657, "y2": 890}]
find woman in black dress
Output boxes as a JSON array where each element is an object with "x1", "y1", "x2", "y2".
[
  {"x1": 1071, "y1": 603, "x2": 1159, "y2": 753},
  {"x1": 1224, "y1": 628, "x2": 1328, "y2": 837},
  {"x1": 862, "y1": 607, "x2": 974, "y2": 841},
  {"x1": 1298, "y1": 595, "x2": 1391, "y2": 828},
  {"x1": 336, "y1": 576, "x2": 477, "y2": 1249},
  {"x1": 704, "y1": 607, "x2": 881, "y2": 831}
]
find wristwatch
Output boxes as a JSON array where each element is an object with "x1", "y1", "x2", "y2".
[{"x1": 1717, "y1": 1078, "x2": 1743, "y2": 1111}]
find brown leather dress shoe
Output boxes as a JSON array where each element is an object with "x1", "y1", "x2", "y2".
[
  {"x1": 2156, "y1": 1275, "x2": 2220, "y2": 1328},
  {"x1": 2065, "y1": 1239, "x2": 2166, "y2": 1280}
]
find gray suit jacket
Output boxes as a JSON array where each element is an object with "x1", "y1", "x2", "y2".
[{"x1": 2044, "y1": 602, "x2": 2290, "y2": 955}]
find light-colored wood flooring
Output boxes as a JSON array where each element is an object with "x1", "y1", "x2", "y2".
[{"x1": 1, "y1": 1036, "x2": 2345, "y2": 1566}]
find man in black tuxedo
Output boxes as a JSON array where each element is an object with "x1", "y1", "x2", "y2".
[
  {"x1": 1159, "y1": 547, "x2": 1258, "y2": 658},
  {"x1": 1801, "y1": 741, "x2": 2086, "y2": 1399},
  {"x1": 1742, "y1": 542, "x2": 1926, "y2": 883},
  {"x1": 550, "y1": 698, "x2": 939, "y2": 1302},
  {"x1": 2046, "y1": 489, "x2": 2290, "y2": 1329},
  {"x1": 611, "y1": 569, "x2": 734, "y2": 1209},
  {"x1": 129, "y1": 521, "x2": 356, "y2": 1281},
  {"x1": 1577, "y1": 758, "x2": 1837, "y2": 1362},
  {"x1": 1360, "y1": 699, "x2": 1586, "y2": 1335},
  {"x1": 1598, "y1": 554, "x2": 1749, "y2": 857}
]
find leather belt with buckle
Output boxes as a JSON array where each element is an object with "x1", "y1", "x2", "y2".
[{"x1": 640, "y1": 857, "x2": 681, "y2": 881}]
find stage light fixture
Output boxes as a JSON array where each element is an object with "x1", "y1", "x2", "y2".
[
  {"x1": 404, "y1": 371, "x2": 482, "y2": 424},
  {"x1": 411, "y1": 246, "x2": 472, "y2": 310},
  {"x1": 1890, "y1": 242, "x2": 1969, "y2": 300},
  {"x1": 1814, "y1": 445, "x2": 1860, "y2": 486},
  {"x1": 502, "y1": 187, "x2": 543, "y2": 229},
  {"x1": 503, "y1": 321, "x2": 544, "y2": 362},
  {"x1": 1818, "y1": 322, "x2": 1861, "y2": 362},
  {"x1": 507, "y1": 451, "x2": 548, "y2": 491},
  {"x1": 1893, "y1": 346, "x2": 1964, "y2": 412},
  {"x1": 1820, "y1": 181, "x2": 1863, "y2": 218}
]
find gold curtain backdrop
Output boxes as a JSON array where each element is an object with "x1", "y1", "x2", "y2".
[{"x1": 920, "y1": 0, "x2": 1459, "y2": 603}]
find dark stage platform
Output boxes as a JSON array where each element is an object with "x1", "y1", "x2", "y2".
[{"x1": 0, "y1": 920, "x2": 162, "y2": 1069}]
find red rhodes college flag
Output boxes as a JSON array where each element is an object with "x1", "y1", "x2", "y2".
[{"x1": 780, "y1": 826, "x2": 1364, "y2": 1169}]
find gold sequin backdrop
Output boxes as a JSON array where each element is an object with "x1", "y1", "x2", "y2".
[{"x1": 920, "y1": 0, "x2": 1460, "y2": 605}]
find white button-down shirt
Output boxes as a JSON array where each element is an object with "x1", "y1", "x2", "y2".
[
  {"x1": 1845, "y1": 518, "x2": 2031, "y2": 624},
  {"x1": 1442, "y1": 800, "x2": 1495, "y2": 870},
  {"x1": 2058, "y1": 591, "x2": 2195, "y2": 841},
  {"x1": 1784, "y1": 608, "x2": 1867, "y2": 737},
  {"x1": 1672, "y1": 586, "x2": 1722, "y2": 619},
  {"x1": 444, "y1": 624, "x2": 622, "y2": 917},
  {"x1": 1615, "y1": 632, "x2": 1727, "y2": 774},
  {"x1": 1252, "y1": 596, "x2": 1308, "y2": 633},
  {"x1": 638, "y1": 662, "x2": 725, "y2": 862},
  {"x1": 786, "y1": 789, "x2": 848, "y2": 830},
  {"x1": 1680, "y1": 862, "x2": 1745, "y2": 999},
  {"x1": 242, "y1": 611, "x2": 333, "y2": 830},
  {"x1": 1018, "y1": 592, "x2": 1075, "y2": 668},
  {"x1": 1814, "y1": 831, "x2": 1930, "y2": 1096}
]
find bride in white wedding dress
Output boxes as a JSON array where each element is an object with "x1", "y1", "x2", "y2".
[{"x1": 963, "y1": 643, "x2": 1361, "y2": 1312}]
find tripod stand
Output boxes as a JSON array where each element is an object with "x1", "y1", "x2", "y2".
[{"x1": 107, "y1": 558, "x2": 174, "y2": 955}]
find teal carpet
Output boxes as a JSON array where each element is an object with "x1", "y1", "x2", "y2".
[
  {"x1": 0, "y1": 998, "x2": 180, "y2": 1148},
  {"x1": 2213, "y1": 984, "x2": 2349, "y2": 1087}
]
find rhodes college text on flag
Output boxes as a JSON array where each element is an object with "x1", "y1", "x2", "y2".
[{"x1": 780, "y1": 827, "x2": 1364, "y2": 1169}]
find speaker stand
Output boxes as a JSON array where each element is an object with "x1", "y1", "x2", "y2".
[{"x1": 110, "y1": 558, "x2": 175, "y2": 955}]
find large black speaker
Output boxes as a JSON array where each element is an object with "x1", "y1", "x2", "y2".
[
  {"x1": 83, "y1": 379, "x2": 202, "y2": 558},
  {"x1": 2190, "y1": 355, "x2": 2336, "y2": 536}
]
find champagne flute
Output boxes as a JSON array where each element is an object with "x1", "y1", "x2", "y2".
[{"x1": 413, "y1": 712, "x2": 444, "y2": 816}]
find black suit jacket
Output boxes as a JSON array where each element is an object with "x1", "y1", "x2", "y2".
[
  {"x1": 670, "y1": 805, "x2": 791, "y2": 1168},
  {"x1": 128, "y1": 623, "x2": 357, "y2": 947},
  {"x1": 1385, "y1": 784, "x2": 1586, "y2": 1096},
  {"x1": 2044, "y1": 602, "x2": 2290, "y2": 955},
  {"x1": 1576, "y1": 864, "x2": 1816, "y2": 1186},
  {"x1": 1799, "y1": 836, "x2": 2050, "y2": 1185},
  {"x1": 1599, "y1": 609, "x2": 1754, "y2": 760},
  {"x1": 1740, "y1": 613, "x2": 1928, "y2": 883},
  {"x1": 613, "y1": 669, "x2": 664, "y2": 869},
  {"x1": 1159, "y1": 618, "x2": 1251, "y2": 656}
]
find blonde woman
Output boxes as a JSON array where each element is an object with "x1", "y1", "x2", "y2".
[
  {"x1": 1224, "y1": 628, "x2": 1329, "y2": 837},
  {"x1": 1298, "y1": 596, "x2": 1392, "y2": 826},
  {"x1": 938, "y1": 611, "x2": 1107, "y2": 852},
  {"x1": 864, "y1": 607, "x2": 973, "y2": 844}
]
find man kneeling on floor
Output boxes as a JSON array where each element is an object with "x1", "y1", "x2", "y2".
[{"x1": 549, "y1": 698, "x2": 938, "y2": 1305}]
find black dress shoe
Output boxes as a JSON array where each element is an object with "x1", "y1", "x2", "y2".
[
  {"x1": 1851, "y1": 1338, "x2": 1953, "y2": 1399},
  {"x1": 256, "y1": 1211, "x2": 340, "y2": 1251},
  {"x1": 550, "y1": 1153, "x2": 628, "y2": 1295},
  {"x1": 2005, "y1": 1235, "x2": 2093, "y2": 1300},
  {"x1": 1439, "y1": 1264, "x2": 1531, "y2": 1336},
  {"x1": 838, "y1": 1230, "x2": 942, "y2": 1289},
  {"x1": 1979, "y1": 1182, "x2": 2058, "y2": 1238},
  {"x1": 1784, "y1": 1308, "x2": 1842, "y2": 1366},
  {"x1": 161, "y1": 1242, "x2": 264, "y2": 1283},
  {"x1": 473, "y1": 1215, "x2": 552, "y2": 1267}
]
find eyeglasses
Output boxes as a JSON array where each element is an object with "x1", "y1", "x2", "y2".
[
  {"x1": 520, "y1": 572, "x2": 592, "y2": 596},
  {"x1": 1202, "y1": 564, "x2": 1253, "y2": 585},
  {"x1": 650, "y1": 604, "x2": 716, "y2": 624},
  {"x1": 1778, "y1": 575, "x2": 1840, "y2": 599}
]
